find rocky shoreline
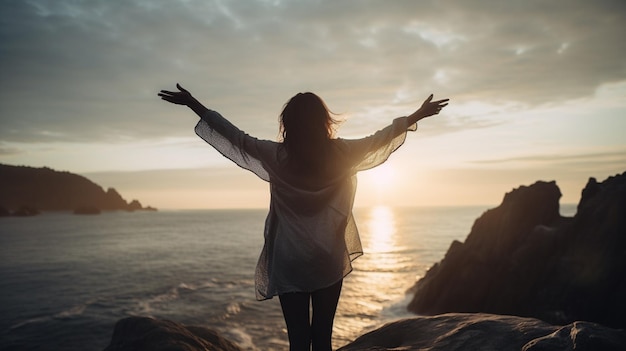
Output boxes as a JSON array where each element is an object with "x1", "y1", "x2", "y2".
[
  {"x1": 341, "y1": 313, "x2": 626, "y2": 351},
  {"x1": 101, "y1": 171, "x2": 626, "y2": 350},
  {"x1": 104, "y1": 314, "x2": 626, "y2": 351}
]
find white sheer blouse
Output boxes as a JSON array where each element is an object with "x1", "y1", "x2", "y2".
[{"x1": 195, "y1": 110, "x2": 416, "y2": 300}]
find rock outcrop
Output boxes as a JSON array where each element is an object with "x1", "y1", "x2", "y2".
[
  {"x1": 104, "y1": 314, "x2": 626, "y2": 351},
  {"x1": 339, "y1": 313, "x2": 626, "y2": 351},
  {"x1": 103, "y1": 317, "x2": 242, "y2": 351},
  {"x1": 408, "y1": 172, "x2": 626, "y2": 329},
  {"x1": 0, "y1": 164, "x2": 156, "y2": 213}
]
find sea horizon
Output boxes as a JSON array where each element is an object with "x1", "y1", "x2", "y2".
[
  {"x1": 0, "y1": 204, "x2": 578, "y2": 350},
  {"x1": 6, "y1": 202, "x2": 580, "y2": 212}
]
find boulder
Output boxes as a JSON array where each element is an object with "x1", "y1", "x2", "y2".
[
  {"x1": 408, "y1": 172, "x2": 626, "y2": 328},
  {"x1": 103, "y1": 316, "x2": 241, "y2": 351}
]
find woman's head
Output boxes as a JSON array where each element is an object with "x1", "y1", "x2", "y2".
[
  {"x1": 279, "y1": 92, "x2": 340, "y2": 174},
  {"x1": 280, "y1": 92, "x2": 337, "y2": 143}
]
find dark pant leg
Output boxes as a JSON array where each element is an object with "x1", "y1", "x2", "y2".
[
  {"x1": 311, "y1": 280, "x2": 343, "y2": 351},
  {"x1": 279, "y1": 291, "x2": 312, "y2": 351}
]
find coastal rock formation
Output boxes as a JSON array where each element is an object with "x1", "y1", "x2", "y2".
[
  {"x1": 0, "y1": 164, "x2": 156, "y2": 213},
  {"x1": 103, "y1": 317, "x2": 241, "y2": 351},
  {"x1": 408, "y1": 172, "x2": 626, "y2": 328},
  {"x1": 338, "y1": 313, "x2": 626, "y2": 351},
  {"x1": 101, "y1": 172, "x2": 626, "y2": 350},
  {"x1": 104, "y1": 314, "x2": 626, "y2": 351}
]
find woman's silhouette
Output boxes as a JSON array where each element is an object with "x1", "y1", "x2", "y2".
[{"x1": 158, "y1": 85, "x2": 448, "y2": 351}]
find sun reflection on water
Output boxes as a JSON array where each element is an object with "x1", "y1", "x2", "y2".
[
  {"x1": 364, "y1": 205, "x2": 396, "y2": 254},
  {"x1": 335, "y1": 206, "x2": 414, "y2": 348}
]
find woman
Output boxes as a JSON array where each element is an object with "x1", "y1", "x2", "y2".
[{"x1": 158, "y1": 84, "x2": 448, "y2": 351}]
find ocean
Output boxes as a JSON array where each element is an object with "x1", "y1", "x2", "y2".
[{"x1": 0, "y1": 205, "x2": 577, "y2": 350}]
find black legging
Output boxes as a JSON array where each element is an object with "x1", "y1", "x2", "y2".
[{"x1": 279, "y1": 279, "x2": 343, "y2": 351}]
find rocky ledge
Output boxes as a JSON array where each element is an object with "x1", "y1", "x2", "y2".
[
  {"x1": 104, "y1": 314, "x2": 626, "y2": 351},
  {"x1": 340, "y1": 313, "x2": 626, "y2": 351}
]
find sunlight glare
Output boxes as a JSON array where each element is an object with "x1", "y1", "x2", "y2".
[
  {"x1": 360, "y1": 163, "x2": 396, "y2": 189},
  {"x1": 365, "y1": 205, "x2": 396, "y2": 254}
]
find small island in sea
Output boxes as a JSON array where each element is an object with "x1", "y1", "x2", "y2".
[{"x1": 0, "y1": 163, "x2": 156, "y2": 216}]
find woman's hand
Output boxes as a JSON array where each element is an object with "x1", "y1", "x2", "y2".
[
  {"x1": 409, "y1": 94, "x2": 449, "y2": 124},
  {"x1": 159, "y1": 83, "x2": 209, "y2": 118},
  {"x1": 158, "y1": 83, "x2": 195, "y2": 106}
]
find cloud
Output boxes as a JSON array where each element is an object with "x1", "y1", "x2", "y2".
[
  {"x1": 1, "y1": 0, "x2": 625, "y2": 145},
  {"x1": 470, "y1": 149, "x2": 626, "y2": 175},
  {"x1": 0, "y1": 145, "x2": 22, "y2": 156}
]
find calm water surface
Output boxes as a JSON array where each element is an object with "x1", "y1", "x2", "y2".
[{"x1": 0, "y1": 205, "x2": 576, "y2": 350}]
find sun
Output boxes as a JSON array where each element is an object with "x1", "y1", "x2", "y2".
[
  {"x1": 361, "y1": 163, "x2": 396, "y2": 188},
  {"x1": 356, "y1": 163, "x2": 402, "y2": 206}
]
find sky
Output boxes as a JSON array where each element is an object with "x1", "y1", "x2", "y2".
[{"x1": 1, "y1": 0, "x2": 625, "y2": 209}]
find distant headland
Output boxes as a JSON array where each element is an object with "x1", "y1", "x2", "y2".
[{"x1": 0, "y1": 164, "x2": 156, "y2": 216}]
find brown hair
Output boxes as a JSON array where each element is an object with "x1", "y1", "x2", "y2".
[{"x1": 279, "y1": 92, "x2": 340, "y2": 176}]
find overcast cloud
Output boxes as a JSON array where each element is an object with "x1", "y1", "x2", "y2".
[{"x1": 1, "y1": 0, "x2": 625, "y2": 144}]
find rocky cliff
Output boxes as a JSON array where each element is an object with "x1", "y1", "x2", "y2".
[
  {"x1": 408, "y1": 172, "x2": 626, "y2": 329},
  {"x1": 0, "y1": 164, "x2": 155, "y2": 213}
]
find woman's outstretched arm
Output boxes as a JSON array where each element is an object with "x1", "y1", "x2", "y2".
[
  {"x1": 158, "y1": 83, "x2": 209, "y2": 118},
  {"x1": 407, "y1": 94, "x2": 449, "y2": 125},
  {"x1": 158, "y1": 84, "x2": 271, "y2": 181},
  {"x1": 158, "y1": 83, "x2": 250, "y2": 143},
  {"x1": 345, "y1": 94, "x2": 449, "y2": 171}
]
